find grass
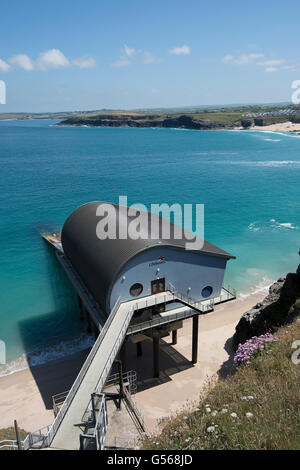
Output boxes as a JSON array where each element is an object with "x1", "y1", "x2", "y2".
[{"x1": 142, "y1": 318, "x2": 300, "y2": 450}]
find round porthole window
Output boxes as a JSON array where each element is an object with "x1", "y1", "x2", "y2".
[
  {"x1": 129, "y1": 283, "x2": 143, "y2": 297},
  {"x1": 201, "y1": 286, "x2": 213, "y2": 298}
]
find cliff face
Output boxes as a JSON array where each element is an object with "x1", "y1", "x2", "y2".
[
  {"x1": 58, "y1": 114, "x2": 229, "y2": 130},
  {"x1": 233, "y1": 263, "x2": 300, "y2": 350}
]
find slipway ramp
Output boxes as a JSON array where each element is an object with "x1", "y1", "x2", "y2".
[
  {"x1": 47, "y1": 292, "x2": 173, "y2": 450},
  {"x1": 48, "y1": 297, "x2": 134, "y2": 450}
]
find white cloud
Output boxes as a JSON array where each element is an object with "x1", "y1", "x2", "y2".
[
  {"x1": 37, "y1": 49, "x2": 70, "y2": 71},
  {"x1": 0, "y1": 58, "x2": 11, "y2": 72},
  {"x1": 110, "y1": 45, "x2": 136, "y2": 67},
  {"x1": 222, "y1": 53, "x2": 264, "y2": 65},
  {"x1": 257, "y1": 59, "x2": 284, "y2": 66},
  {"x1": 169, "y1": 45, "x2": 190, "y2": 55},
  {"x1": 110, "y1": 57, "x2": 131, "y2": 67},
  {"x1": 72, "y1": 56, "x2": 96, "y2": 69},
  {"x1": 282, "y1": 65, "x2": 296, "y2": 71},
  {"x1": 265, "y1": 67, "x2": 278, "y2": 72},
  {"x1": 222, "y1": 53, "x2": 296, "y2": 72},
  {"x1": 144, "y1": 51, "x2": 155, "y2": 64},
  {"x1": 9, "y1": 54, "x2": 34, "y2": 71},
  {"x1": 124, "y1": 44, "x2": 136, "y2": 57},
  {"x1": 222, "y1": 55, "x2": 234, "y2": 64}
]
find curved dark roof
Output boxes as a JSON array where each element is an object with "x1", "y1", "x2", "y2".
[{"x1": 61, "y1": 201, "x2": 235, "y2": 313}]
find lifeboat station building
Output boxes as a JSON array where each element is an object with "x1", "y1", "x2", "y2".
[{"x1": 60, "y1": 201, "x2": 236, "y2": 377}]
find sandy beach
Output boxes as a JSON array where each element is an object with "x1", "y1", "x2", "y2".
[
  {"x1": 252, "y1": 121, "x2": 300, "y2": 133},
  {"x1": 0, "y1": 291, "x2": 266, "y2": 435}
]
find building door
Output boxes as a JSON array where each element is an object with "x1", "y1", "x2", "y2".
[
  {"x1": 151, "y1": 278, "x2": 166, "y2": 314},
  {"x1": 151, "y1": 278, "x2": 165, "y2": 295}
]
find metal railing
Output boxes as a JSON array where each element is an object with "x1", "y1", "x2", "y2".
[
  {"x1": 21, "y1": 425, "x2": 52, "y2": 450},
  {"x1": 167, "y1": 282, "x2": 211, "y2": 312},
  {"x1": 222, "y1": 283, "x2": 237, "y2": 298},
  {"x1": 94, "y1": 303, "x2": 135, "y2": 395},
  {"x1": 52, "y1": 390, "x2": 70, "y2": 416},
  {"x1": 123, "y1": 387, "x2": 148, "y2": 436},
  {"x1": 104, "y1": 370, "x2": 137, "y2": 395},
  {"x1": 0, "y1": 440, "x2": 18, "y2": 450},
  {"x1": 44, "y1": 296, "x2": 121, "y2": 447},
  {"x1": 127, "y1": 308, "x2": 195, "y2": 335},
  {"x1": 80, "y1": 393, "x2": 108, "y2": 450}
]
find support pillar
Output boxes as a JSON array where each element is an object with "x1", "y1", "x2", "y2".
[
  {"x1": 86, "y1": 309, "x2": 92, "y2": 334},
  {"x1": 120, "y1": 340, "x2": 127, "y2": 372},
  {"x1": 153, "y1": 335, "x2": 160, "y2": 378},
  {"x1": 136, "y1": 341, "x2": 143, "y2": 357},
  {"x1": 192, "y1": 315, "x2": 199, "y2": 364},
  {"x1": 14, "y1": 420, "x2": 22, "y2": 451},
  {"x1": 92, "y1": 322, "x2": 98, "y2": 340},
  {"x1": 78, "y1": 295, "x2": 84, "y2": 320},
  {"x1": 118, "y1": 360, "x2": 124, "y2": 409},
  {"x1": 172, "y1": 330, "x2": 177, "y2": 345}
]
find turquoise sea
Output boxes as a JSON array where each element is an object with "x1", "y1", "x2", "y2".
[{"x1": 0, "y1": 119, "x2": 299, "y2": 373}]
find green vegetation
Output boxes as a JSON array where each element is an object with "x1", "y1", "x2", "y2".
[
  {"x1": 0, "y1": 427, "x2": 27, "y2": 448},
  {"x1": 142, "y1": 318, "x2": 300, "y2": 450},
  {"x1": 2, "y1": 103, "x2": 300, "y2": 128}
]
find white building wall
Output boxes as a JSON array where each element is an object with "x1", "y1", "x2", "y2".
[{"x1": 109, "y1": 246, "x2": 227, "y2": 310}]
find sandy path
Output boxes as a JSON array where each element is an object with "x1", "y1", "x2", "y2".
[{"x1": 0, "y1": 292, "x2": 265, "y2": 434}]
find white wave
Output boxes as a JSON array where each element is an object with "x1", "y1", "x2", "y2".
[
  {"x1": 278, "y1": 222, "x2": 298, "y2": 229},
  {"x1": 248, "y1": 219, "x2": 298, "y2": 233},
  {"x1": 216, "y1": 160, "x2": 300, "y2": 168},
  {"x1": 263, "y1": 138, "x2": 281, "y2": 142},
  {"x1": 0, "y1": 334, "x2": 94, "y2": 377},
  {"x1": 238, "y1": 276, "x2": 272, "y2": 300}
]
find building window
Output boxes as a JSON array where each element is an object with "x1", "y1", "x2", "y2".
[
  {"x1": 201, "y1": 286, "x2": 213, "y2": 298},
  {"x1": 130, "y1": 283, "x2": 143, "y2": 297}
]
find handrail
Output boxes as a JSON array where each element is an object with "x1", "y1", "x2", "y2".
[
  {"x1": 167, "y1": 282, "x2": 206, "y2": 312},
  {"x1": 0, "y1": 439, "x2": 18, "y2": 450},
  {"x1": 80, "y1": 393, "x2": 107, "y2": 450},
  {"x1": 222, "y1": 283, "x2": 237, "y2": 298},
  {"x1": 127, "y1": 308, "x2": 201, "y2": 335},
  {"x1": 94, "y1": 303, "x2": 135, "y2": 394},
  {"x1": 123, "y1": 387, "x2": 148, "y2": 435},
  {"x1": 45, "y1": 296, "x2": 121, "y2": 446}
]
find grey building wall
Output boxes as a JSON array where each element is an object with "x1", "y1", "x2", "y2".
[{"x1": 109, "y1": 246, "x2": 227, "y2": 310}]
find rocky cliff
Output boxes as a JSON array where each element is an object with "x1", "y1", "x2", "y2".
[
  {"x1": 233, "y1": 263, "x2": 300, "y2": 350},
  {"x1": 57, "y1": 114, "x2": 230, "y2": 130}
]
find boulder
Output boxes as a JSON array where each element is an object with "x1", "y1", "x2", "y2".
[{"x1": 233, "y1": 263, "x2": 300, "y2": 350}]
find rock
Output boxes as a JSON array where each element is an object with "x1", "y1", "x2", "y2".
[
  {"x1": 233, "y1": 264, "x2": 300, "y2": 350},
  {"x1": 57, "y1": 114, "x2": 230, "y2": 131}
]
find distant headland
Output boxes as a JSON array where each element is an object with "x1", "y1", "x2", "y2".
[
  {"x1": 56, "y1": 104, "x2": 300, "y2": 131},
  {"x1": 1, "y1": 103, "x2": 300, "y2": 132}
]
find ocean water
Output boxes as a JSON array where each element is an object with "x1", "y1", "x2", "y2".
[{"x1": 0, "y1": 120, "x2": 299, "y2": 373}]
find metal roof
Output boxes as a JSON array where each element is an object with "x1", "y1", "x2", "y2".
[{"x1": 61, "y1": 201, "x2": 235, "y2": 313}]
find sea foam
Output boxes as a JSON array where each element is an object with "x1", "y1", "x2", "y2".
[{"x1": 0, "y1": 334, "x2": 94, "y2": 377}]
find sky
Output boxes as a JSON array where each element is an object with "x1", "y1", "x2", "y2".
[{"x1": 0, "y1": 0, "x2": 300, "y2": 112}]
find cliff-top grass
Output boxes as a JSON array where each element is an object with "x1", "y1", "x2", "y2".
[{"x1": 142, "y1": 317, "x2": 300, "y2": 450}]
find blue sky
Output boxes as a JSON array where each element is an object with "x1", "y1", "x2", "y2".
[{"x1": 1, "y1": 0, "x2": 300, "y2": 112}]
